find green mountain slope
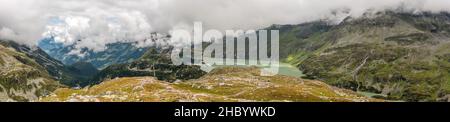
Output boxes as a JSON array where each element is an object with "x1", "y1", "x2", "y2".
[
  {"x1": 279, "y1": 12, "x2": 450, "y2": 101},
  {"x1": 41, "y1": 67, "x2": 380, "y2": 102}
]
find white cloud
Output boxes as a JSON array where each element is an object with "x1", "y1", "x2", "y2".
[{"x1": 1, "y1": 0, "x2": 450, "y2": 52}]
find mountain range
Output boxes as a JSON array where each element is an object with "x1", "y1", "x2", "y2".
[{"x1": 1, "y1": 11, "x2": 450, "y2": 102}]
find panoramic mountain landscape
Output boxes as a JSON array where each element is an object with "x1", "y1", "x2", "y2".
[{"x1": 0, "y1": 0, "x2": 450, "y2": 103}]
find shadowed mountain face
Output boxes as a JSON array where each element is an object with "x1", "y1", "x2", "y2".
[
  {"x1": 278, "y1": 11, "x2": 450, "y2": 102},
  {"x1": 89, "y1": 47, "x2": 206, "y2": 87},
  {"x1": 83, "y1": 11, "x2": 450, "y2": 102},
  {"x1": 38, "y1": 38, "x2": 150, "y2": 69},
  {"x1": 2, "y1": 10, "x2": 450, "y2": 102}
]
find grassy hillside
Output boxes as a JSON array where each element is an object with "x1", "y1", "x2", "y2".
[
  {"x1": 41, "y1": 67, "x2": 380, "y2": 102},
  {"x1": 90, "y1": 48, "x2": 206, "y2": 87},
  {"x1": 0, "y1": 43, "x2": 61, "y2": 101},
  {"x1": 0, "y1": 40, "x2": 99, "y2": 87}
]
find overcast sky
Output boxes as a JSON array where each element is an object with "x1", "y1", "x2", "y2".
[{"x1": 1, "y1": 0, "x2": 450, "y2": 53}]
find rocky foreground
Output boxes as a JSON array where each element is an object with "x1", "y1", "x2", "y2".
[{"x1": 40, "y1": 67, "x2": 381, "y2": 102}]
